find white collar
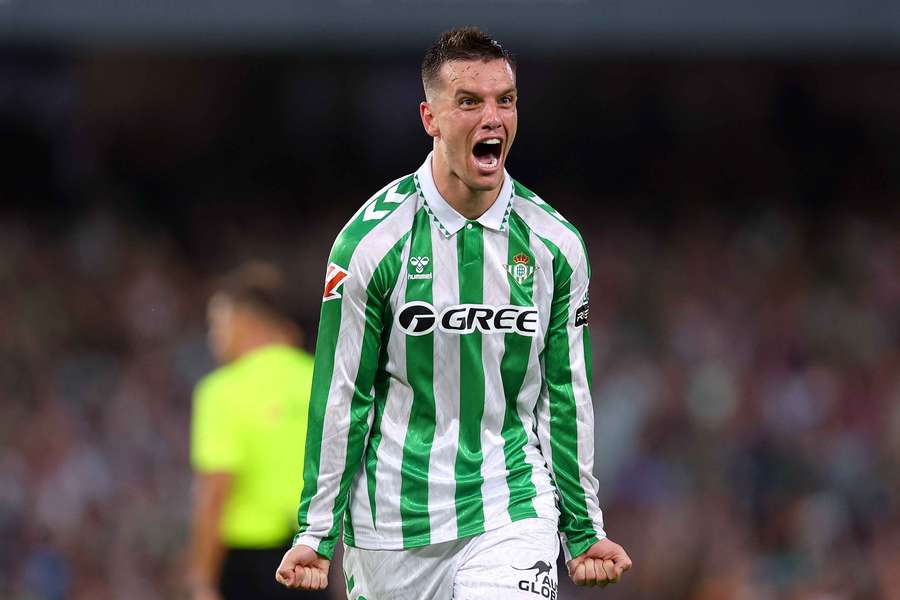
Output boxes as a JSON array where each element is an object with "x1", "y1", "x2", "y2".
[{"x1": 415, "y1": 151, "x2": 513, "y2": 237}]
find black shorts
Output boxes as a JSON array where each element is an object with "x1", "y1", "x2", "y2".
[{"x1": 219, "y1": 544, "x2": 332, "y2": 600}]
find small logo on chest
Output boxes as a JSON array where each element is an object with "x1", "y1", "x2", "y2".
[
  {"x1": 505, "y1": 253, "x2": 535, "y2": 285},
  {"x1": 408, "y1": 256, "x2": 433, "y2": 280}
]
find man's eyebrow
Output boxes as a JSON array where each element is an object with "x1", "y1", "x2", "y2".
[
  {"x1": 454, "y1": 87, "x2": 518, "y2": 98},
  {"x1": 454, "y1": 88, "x2": 482, "y2": 98}
]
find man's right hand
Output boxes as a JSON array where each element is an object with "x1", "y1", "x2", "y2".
[{"x1": 275, "y1": 544, "x2": 330, "y2": 590}]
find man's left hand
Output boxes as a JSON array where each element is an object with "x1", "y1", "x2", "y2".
[{"x1": 567, "y1": 538, "x2": 632, "y2": 588}]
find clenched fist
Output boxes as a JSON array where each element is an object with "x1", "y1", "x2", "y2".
[
  {"x1": 275, "y1": 544, "x2": 331, "y2": 591},
  {"x1": 567, "y1": 538, "x2": 632, "y2": 588}
]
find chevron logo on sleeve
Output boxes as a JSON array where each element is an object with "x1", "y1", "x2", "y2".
[{"x1": 323, "y1": 263, "x2": 350, "y2": 301}]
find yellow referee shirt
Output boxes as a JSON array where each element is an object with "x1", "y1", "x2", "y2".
[{"x1": 191, "y1": 344, "x2": 315, "y2": 548}]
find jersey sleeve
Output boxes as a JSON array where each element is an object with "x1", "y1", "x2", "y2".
[
  {"x1": 535, "y1": 243, "x2": 606, "y2": 562},
  {"x1": 191, "y1": 373, "x2": 242, "y2": 473},
  {"x1": 293, "y1": 233, "x2": 398, "y2": 560}
]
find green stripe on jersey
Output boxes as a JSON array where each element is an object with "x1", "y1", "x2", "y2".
[
  {"x1": 537, "y1": 234, "x2": 595, "y2": 557},
  {"x1": 363, "y1": 302, "x2": 394, "y2": 530},
  {"x1": 454, "y1": 221, "x2": 486, "y2": 536},
  {"x1": 400, "y1": 208, "x2": 436, "y2": 546},
  {"x1": 500, "y1": 211, "x2": 539, "y2": 520}
]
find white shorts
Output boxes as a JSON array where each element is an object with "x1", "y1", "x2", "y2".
[{"x1": 342, "y1": 517, "x2": 560, "y2": 600}]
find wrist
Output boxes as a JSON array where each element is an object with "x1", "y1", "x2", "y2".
[{"x1": 293, "y1": 534, "x2": 332, "y2": 560}]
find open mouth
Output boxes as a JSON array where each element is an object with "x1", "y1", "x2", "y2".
[{"x1": 472, "y1": 138, "x2": 502, "y2": 171}]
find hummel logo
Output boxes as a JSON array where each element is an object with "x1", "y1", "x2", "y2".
[
  {"x1": 410, "y1": 256, "x2": 430, "y2": 273},
  {"x1": 362, "y1": 183, "x2": 415, "y2": 222},
  {"x1": 362, "y1": 202, "x2": 389, "y2": 222},
  {"x1": 408, "y1": 256, "x2": 432, "y2": 281}
]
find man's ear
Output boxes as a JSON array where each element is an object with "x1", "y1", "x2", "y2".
[{"x1": 420, "y1": 101, "x2": 439, "y2": 138}]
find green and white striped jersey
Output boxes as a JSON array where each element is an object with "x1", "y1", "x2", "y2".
[{"x1": 295, "y1": 153, "x2": 605, "y2": 562}]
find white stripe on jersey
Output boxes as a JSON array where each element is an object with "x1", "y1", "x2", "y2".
[
  {"x1": 427, "y1": 224, "x2": 461, "y2": 543},
  {"x1": 351, "y1": 232, "x2": 416, "y2": 542},
  {"x1": 479, "y1": 229, "x2": 513, "y2": 531}
]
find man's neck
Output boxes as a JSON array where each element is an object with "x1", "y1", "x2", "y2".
[
  {"x1": 233, "y1": 329, "x2": 293, "y2": 362},
  {"x1": 431, "y1": 149, "x2": 501, "y2": 220}
]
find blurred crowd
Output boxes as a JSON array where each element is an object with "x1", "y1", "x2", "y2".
[{"x1": 1, "y1": 52, "x2": 898, "y2": 599}]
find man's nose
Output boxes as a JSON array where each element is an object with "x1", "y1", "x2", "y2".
[{"x1": 482, "y1": 101, "x2": 501, "y2": 129}]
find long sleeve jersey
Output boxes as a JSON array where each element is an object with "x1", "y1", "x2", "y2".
[{"x1": 294, "y1": 153, "x2": 606, "y2": 562}]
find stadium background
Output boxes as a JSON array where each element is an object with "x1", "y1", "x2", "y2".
[{"x1": 2, "y1": 2, "x2": 899, "y2": 598}]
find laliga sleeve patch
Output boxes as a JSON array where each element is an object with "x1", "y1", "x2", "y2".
[
  {"x1": 323, "y1": 262, "x2": 350, "y2": 301},
  {"x1": 574, "y1": 291, "x2": 589, "y2": 327}
]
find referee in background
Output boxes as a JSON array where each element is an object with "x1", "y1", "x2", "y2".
[{"x1": 188, "y1": 262, "x2": 329, "y2": 600}]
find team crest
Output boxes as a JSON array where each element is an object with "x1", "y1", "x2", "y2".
[{"x1": 505, "y1": 253, "x2": 535, "y2": 285}]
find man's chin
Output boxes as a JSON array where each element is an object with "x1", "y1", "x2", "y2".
[{"x1": 466, "y1": 169, "x2": 505, "y2": 192}]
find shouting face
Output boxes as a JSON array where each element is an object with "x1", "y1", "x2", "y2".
[{"x1": 421, "y1": 58, "x2": 518, "y2": 196}]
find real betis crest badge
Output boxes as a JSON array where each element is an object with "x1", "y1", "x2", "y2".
[{"x1": 505, "y1": 253, "x2": 535, "y2": 285}]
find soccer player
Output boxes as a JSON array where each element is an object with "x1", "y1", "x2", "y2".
[
  {"x1": 276, "y1": 27, "x2": 632, "y2": 598},
  {"x1": 188, "y1": 263, "x2": 329, "y2": 600}
]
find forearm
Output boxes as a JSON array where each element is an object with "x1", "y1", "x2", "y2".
[
  {"x1": 293, "y1": 330, "x2": 374, "y2": 558},
  {"x1": 188, "y1": 473, "x2": 232, "y2": 591},
  {"x1": 295, "y1": 242, "x2": 398, "y2": 559},
  {"x1": 538, "y1": 247, "x2": 606, "y2": 560},
  {"x1": 294, "y1": 379, "x2": 374, "y2": 559},
  {"x1": 538, "y1": 382, "x2": 606, "y2": 560}
]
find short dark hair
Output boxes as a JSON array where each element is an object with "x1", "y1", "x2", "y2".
[
  {"x1": 421, "y1": 26, "x2": 516, "y2": 95},
  {"x1": 215, "y1": 261, "x2": 299, "y2": 327}
]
